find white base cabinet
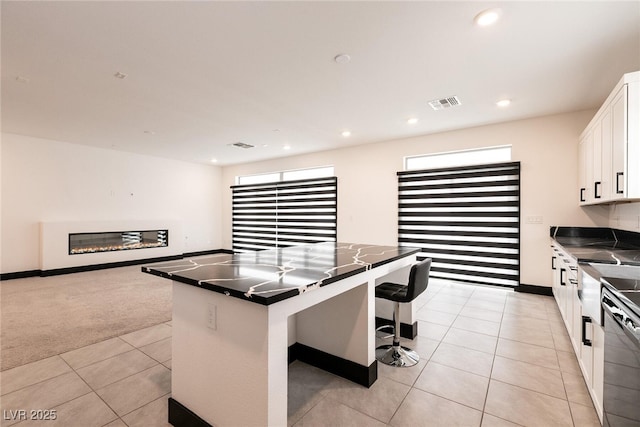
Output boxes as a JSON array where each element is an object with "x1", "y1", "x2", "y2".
[
  {"x1": 551, "y1": 240, "x2": 604, "y2": 424},
  {"x1": 573, "y1": 298, "x2": 604, "y2": 423}
]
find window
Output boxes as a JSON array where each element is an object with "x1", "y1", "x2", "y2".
[
  {"x1": 231, "y1": 174, "x2": 337, "y2": 252},
  {"x1": 405, "y1": 146, "x2": 512, "y2": 171},
  {"x1": 398, "y1": 161, "x2": 520, "y2": 287},
  {"x1": 237, "y1": 166, "x2": 334, "y2": 185}
]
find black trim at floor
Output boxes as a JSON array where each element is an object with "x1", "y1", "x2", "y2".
[
  {"x1": 0, "y1": 269, "x2": 42, "y2": 281},
  {"x1": 291, "y1": 342, "x2": 377, "y2": 388},
  {"x1": 0, "y1": 249, "x2": 233, "y2": 281},
  {"x1": 168, "y1": 398, "x2": 211, "y2": 427},
  {"x1": 515, "y1": 283, "x2": 553, "y2": 296}
]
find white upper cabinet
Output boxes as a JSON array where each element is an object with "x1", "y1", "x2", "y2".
[{"x1": 579, "y1": 71, "x2": 640, "y2": 205}]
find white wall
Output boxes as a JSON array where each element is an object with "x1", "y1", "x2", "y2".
[
  {"x1": 6, "y1": 109, "x2": 633, "y2": 282},
  {"x1": 222, "y1": 110, "x2": 600, "y2": 288},
  {"x1": 607, "y1": 202, "x2": 640, "y2": 232},
  {"x1": 1, "y1": 133, "x2": 223, "y2": 274}
]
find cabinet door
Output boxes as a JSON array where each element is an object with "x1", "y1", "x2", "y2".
[
  {"x1": 571, "y1": 286, "x2": 582, "y2": 352},
  {"x1": 551, "y1": 246, "x2": 560, "y2": 303},
  {"x1": 580, "y1": 131, "x2": 595, "y2": 204},
  {"x1": 577, "y1": 304, "x2": 594, "y2": 390},
  {"x1": 592, "y1": 120, "x2": 604, "y2": 202},
  {"x1": 600, "y1": 108, "x2": 613, "y2": 201},
  {"x1": 578, "y1": 138, "x2": 588, "y2": 204},
  {"x1": 558, "y1": 264, "x2": 567, "y2": 320},
  {"x1": 592, "y1": 323, "x2": 604, "y2": 422},
  {"x1": 610, "y1": 85, "x2": 627, "y2": 200}
]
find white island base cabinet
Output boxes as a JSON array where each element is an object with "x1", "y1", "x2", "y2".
[{"x1": 167, "y1": 253, "x2": 415, "y2": 426}]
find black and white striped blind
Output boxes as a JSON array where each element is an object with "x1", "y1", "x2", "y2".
[
  {"x1": 232, "y1": 177, "x2": 337, "y2": 252},
  {"x1": 398, "y1": 162, "x2": 520, "y2": 287}
]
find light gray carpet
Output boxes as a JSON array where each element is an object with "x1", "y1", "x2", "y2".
[{"x1": 1, "y1": 265, "x2": 172, "y2": 371}]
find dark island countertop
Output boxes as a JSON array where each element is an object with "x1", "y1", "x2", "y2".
[
  {"x1": 142, "y1": 242, "x2": 419, "y2": 305},
  {"x1": 550, "y1": 227, "x2": 640, "y2": 266}
]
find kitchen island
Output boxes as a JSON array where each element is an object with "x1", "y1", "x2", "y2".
[{"x1": 142, "y1": 242, "x2": 419, "y2": 427}]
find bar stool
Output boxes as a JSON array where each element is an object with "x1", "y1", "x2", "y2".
[{"x1": 375, "y1": 258, "x2": 431, "y2": 367}]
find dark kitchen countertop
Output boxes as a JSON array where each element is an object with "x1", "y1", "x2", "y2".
[
  {"x1": 550, "y1": 227, "x2": 640, "y2": 266},
  {"x1": 142, "y1": 242, "x2": 419, "y2": 305},
  {"x1": 552, "y1": 227, "x2": 640, "y2": 317}
]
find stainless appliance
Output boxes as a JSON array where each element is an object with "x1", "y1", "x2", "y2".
[{"x1": 601, "y1": 282, "x2": 640, "y2": 426}]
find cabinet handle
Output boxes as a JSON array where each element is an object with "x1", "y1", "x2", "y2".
[
  {"x1": 551, "y1": 256, "x2": 556, "y2": 270},
  {"x1": 560, "y1": 268, "x2": 566, "y2": 286},
  {"x1": 594, "y1": 182, "x2": 602, "y2": 199},
  {"x1": 581, "y1": 316, "x2": 592, "y2": 347},
  {"x1": 580, "y1": 188, "x2": 586, "y2": 202},
  {"x1": 616, "y1": 172, "x2": 624, "y2": 194}
]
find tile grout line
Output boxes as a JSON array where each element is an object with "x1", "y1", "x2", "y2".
[
  {"x1": 58, "y1": 348, "x2": 122, "y2": 426},
  {"x1": 477, "y1": 292, "x2": 505, "y2": 427}
]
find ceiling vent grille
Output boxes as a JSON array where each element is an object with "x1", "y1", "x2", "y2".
[
  {"x1": 428, "y1": 96, "x2": 462, "y2": 111},
  {"x1": 231, "y1": 142, "x2": 254, "y2": 149}
]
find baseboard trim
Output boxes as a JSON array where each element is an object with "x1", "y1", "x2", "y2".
[
  {"x1": 168, "y1": 397, "x2": 212, "y2": 427},
  {"x1": 290, "y1": 342, "x2": 377, "y2": 388},
  {"x1": 375, "y1": 317, "x2": 418, "y2": 339},
  {"x1": 0, "y1": 249, "x2": 231, "y2": 281},
  {"x1": 183, "y1": 249, "x2": 234, "y2": 257},
  {"x1": 516, "y1": 283, "x2": 553, "y2": 296},
  {"x1": 0, "y1": 269, "x2": 42, "y2": 281}
]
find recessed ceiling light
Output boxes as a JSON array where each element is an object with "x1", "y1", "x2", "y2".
[
  {"x1": 283, "y1": 145, "x2": 291, "y2": 150},
  {"x1": 334, "y1": 54, "x2": 351, "y2": 64},
  {"x1": 210, "y1": 158, "x2": 218, "y2": 163},
  {"x1": 475, "y1": 8, "x2": 502, "y2": 27},
  {"x1": 114, "y1": 71, "x2": 128, "y2": 79},
  {"x1": 496, "y1": 99, "x2": 511, "y2": 108},
  {"x1": 407, "y1": 118, "x2": 418, "y2": 125},
  {"x1": 341, "y1": 130, "x2": 351, "y2": 137}
]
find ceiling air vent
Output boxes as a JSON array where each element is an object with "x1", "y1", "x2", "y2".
[
  {"x1": 231, "y1": 142, "x2": 254, "y2": 149},
  {"x1": 428, "y1": 96, "x2": 462, "y2": 111}
]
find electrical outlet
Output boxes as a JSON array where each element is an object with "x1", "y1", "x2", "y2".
[
  {"x1": 207, "y1": 303, "x2": 217, "y2": 330},
  {"x1": 525, "y1": 216, "x2": 543, "y2": 224}
]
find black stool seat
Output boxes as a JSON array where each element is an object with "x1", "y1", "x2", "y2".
[
  {"x1": 375, "y1": 258, "x2": 431, "y2": 367},
  {"x1": 376, "y1": 282, "x2": 410, "y2": 301}
]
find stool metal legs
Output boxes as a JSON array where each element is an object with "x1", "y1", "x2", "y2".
[{"x1": 375, "y1": 302, "x2": 420, "y2": 367}]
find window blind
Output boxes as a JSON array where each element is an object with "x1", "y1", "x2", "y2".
[
  {"x1": 231, "y1": 177, "x2": 337, "y2": 252},
  {"x1": 398, "y1": 162, "x2": 520, "y2": 287}
]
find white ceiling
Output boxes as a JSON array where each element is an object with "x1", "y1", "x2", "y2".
[{"x1": 2, "y1": 1, "x2": 639, "y2": 166}]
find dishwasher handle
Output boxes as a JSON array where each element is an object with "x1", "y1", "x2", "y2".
[{"x1": 602, "y1": 289, "x2": 640, "y2": 348}]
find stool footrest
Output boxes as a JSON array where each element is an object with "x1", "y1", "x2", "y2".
[{"x1": 375, "y1": 324, "x2": 394, "y2": 340}]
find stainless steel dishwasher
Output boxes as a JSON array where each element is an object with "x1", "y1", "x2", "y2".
[{"x1": 601, "y1": 281, "x2": 640, "y2": 426}]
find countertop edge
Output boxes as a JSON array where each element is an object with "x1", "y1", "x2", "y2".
[{"x1": 142, "y1": 245, "x2": 421, "y2": 306}]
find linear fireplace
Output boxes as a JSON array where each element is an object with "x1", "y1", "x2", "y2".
[{"x1": 69, "y1": 230, "x2": 169, "y2": 255}]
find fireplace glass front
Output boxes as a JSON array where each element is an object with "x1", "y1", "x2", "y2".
[{"x1": 69, "y1": 230, "x2": 169, "y2": 255}]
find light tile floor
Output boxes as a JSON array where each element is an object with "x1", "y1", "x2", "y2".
[{"x1": 0, "y1": 278, "x2": 601, "y2": 426}]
